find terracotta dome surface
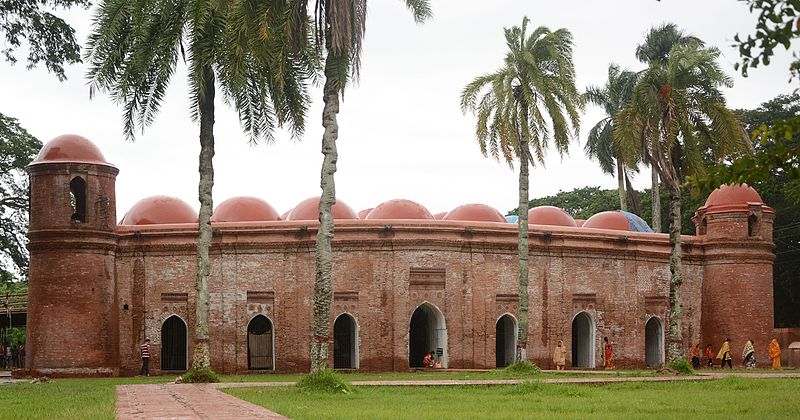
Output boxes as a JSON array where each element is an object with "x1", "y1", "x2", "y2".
[
  {"x1": 366, "y1": 199, "x2": 433, "y2": 220},
  {"x1": 212, "y1": 197, "x2": 279, "y2": 222},
  {"x1": 528, "y1": 206, "x2": 577, "y2": 227},
  {"x1": 433, "y1": 212, "x2": 447, "y2": 220},
  {"x1": 705, "y1": 184, "x2": 763, "y2": 207},
  {"x1": 31, "y1": 134, "x2": 108, "y2": 165},
  {"x1": 582, "y1": 211, "x2": 631, "y2": 231},
  {"x1": 357, "y1": 208, "x2": 374, "y2": 219},
  {"x1": 575, "y1": 219, "x2": 585, "y2": 227},
  {"x1": 120, "y1": 196, "x2": 197, "y2": 225},
  {"x1": 285, "y1": 197, "x2": 358, "y2": 221},
  {"x1": 443, "y1": 204, "x2": 506, "y2": 223}
]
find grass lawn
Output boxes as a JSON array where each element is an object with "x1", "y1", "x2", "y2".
[{"x1": 224, "y1": 377, "x2": 800, "y2": 419}]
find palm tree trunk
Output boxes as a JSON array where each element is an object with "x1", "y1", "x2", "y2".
[
  {"x1": 616, "y1": 162, "x2": 627, "y2": 212},
  {"x1": 651, "y1": 168, "x2": 661, "y2": 232},
  {"x1": 516, "y1": 141, "x2": 530, "y2": 363},
  {"x1": 310, "y1": 51, "x2": 340, "y2": 374},
  {"x1": 193, "y1": 68, "x2": 215, "y2": 371},
  {"x1": 666, "y1": 184, "x2": 683, "y2": 363},
  {"x1": 625, "y1": 170, "x2": 642, "y2": 215}
]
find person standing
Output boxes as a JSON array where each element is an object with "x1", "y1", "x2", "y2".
[
  {"x1": 742, "y1": 340, "x2": 756, "y2": 369},
  {"x1": 139, "y1": 338, "x2": 151, "y2": 376},
  {"x1": 717, "y1": 338, "x2": 733, "y2": 369},
  {"x1": 768, "y1": 339, "x2": 782, "y2": 370},
  {"x1": 705, "y1": 344, "x2": 715, "y2": 368},
  {"x1": 690, "y1": 343, "x2": 701, "y2": 369},
  {"x1": 603, "y1": 337, "x2": 615, "y2": 369},
  {"x1": 552, "y1": 340, "x2": 567, "y2": 370}
]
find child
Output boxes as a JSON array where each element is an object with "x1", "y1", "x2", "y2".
[{"x1": 705, "y1": 344, "x2": 714, "y2": 368}]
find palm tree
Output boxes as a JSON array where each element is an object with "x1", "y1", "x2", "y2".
[
  {"x1": 635, "y1": 23, "x2": 705, "y2": 232},
  {"x1": 289, "y1": 0, "x2": 431, "y2": 374},
  {"x1": 583, "y1": 63, "x2": 637, "y2": 212},
  {"x1": 85, "y1": 0, "x2": 315, "y2": 372},
  {"x1": 461, "y1": 17, "x2": 581, "y2": 363},
  {"x1": 615, "y1": 42, "x2": 750, "y2": 363}
]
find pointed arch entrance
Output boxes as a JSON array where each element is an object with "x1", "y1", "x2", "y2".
[
  {"x1": 409, "y1": 302, "x2": 448, "y2": 368},
  {"x1": 161, "y1": 315, "x2": 187, "y2": 371},
  {"x1": 571, "y1": 312, "x2": 594, "y2": 368},
  {"x1": 645, "y1": 317, "x2": 664, "y2": 368},
  {"x1": 333, "y1": 313, "x2": 358, "y2": 369},
  {"x1": 496, "y1": 314, "x2": 517, "y2": 367},
  {"x1": 247, "y1": 315, "x2": 274, "y2": 370}
]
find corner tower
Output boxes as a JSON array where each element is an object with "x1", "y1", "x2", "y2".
[
  {"x1": 26, "y1": 134, "x2": 120, "y2": 376},
  {"x1": 693, "y1": 184, "x2": 775, "y2": 366}
]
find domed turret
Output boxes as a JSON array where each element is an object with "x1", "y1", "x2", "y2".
[
  {"x1": 366, "y1": 199, "x2": 433, "y2": 220},
  {"x1": 285, "y1": 197, "x2": 358, "y2": 221},
  {"x1": 443, "y1": 204, "x2": 506, "y2": 223},
  {"x1": 212, "y1": 197, "x2": 280, "y2": 222},
  {"x1": 120, "y1": 196, "x2": 197, "y2": 225},
  {"x1": 30, "y1": 134, "x2": 111, "y2": 166},
  {"x1": 705, "y1": 183, "x2": 763, "y2": 207}
]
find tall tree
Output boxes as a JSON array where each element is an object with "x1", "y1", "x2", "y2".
[
  {"x1": 86, "y1": 0, "x2": 314, "y2": 373},
  {"x1": 289, "y1": 0, "x2": 431, "y2": 374},
  {"x1": 461, "y1": 16, "x2": 581, "y2": 363},
  {"x1": 635, "y1": 23, "x2": 705, "y2": 232},
  {"x1": 615, "y1": 42, "x2": 750, "y2": 363},
  {"x1": 583, "y1": 63, "x2": 637, "y2": 212}
]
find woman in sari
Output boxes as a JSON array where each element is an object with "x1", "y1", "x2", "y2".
[
  {"x1": 768, "y1": 339, "x2": 781, "y2": 369},
  {"x1": 717, "y1": 338, "x2": 733, "y2": 369},
  {"x1": 603, "y1": 337, "x2": 615, "y2": 369},
  {"x1": 742, "y1": 340, "x2": 756, "y2": 369}
]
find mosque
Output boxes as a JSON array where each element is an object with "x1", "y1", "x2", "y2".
[{"x1": 23, "y1": 134, "x2": 776, "y2": 376}]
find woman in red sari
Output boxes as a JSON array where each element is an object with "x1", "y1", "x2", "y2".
[{"x1": 603, "y1": 337, "x2": 615, "y2": 369}]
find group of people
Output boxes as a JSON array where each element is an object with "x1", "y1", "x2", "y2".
[
  {"x1": 422, "y1": 351, "x2": 441, "y2": 368},
  {"x1": 550, "y1": 336, "x2": 616, "y2": 370},
  {"x1": 0, "y1": 343, "x2": 24, "y2": 369},
  {"x1": 689, "y1": 338, "x2": 783, "y2": 369}
]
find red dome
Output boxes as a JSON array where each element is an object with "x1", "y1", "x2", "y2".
[
  {"x1": 705, "y1": 184, "x2": 763, "y2": 207},
  {"x1": 528, "y1": 206, "x2": 577, "y2": 227},
  {"x1": 443, "y1": 204, "x2": 506, "y2": 223},
  {"x1": 366, "y1": 199, "x2": 433, "y2": 220},
  {"x1": 582, "y1": 211, "x2": 630, "y2": 231},
  {"x1": 357, "y1": 208, "x2": 373, "y2": 219},
  {"x1": 212, "y1": 197, "x2": 279, "y2": 222},
  {"x1": 120, "y1": 196, "x2": 197, "y2": 225},
  {"x1": 433, "y1": 212, "x2": 447, "y2": 220},
  {"x1": 285, "y1": 197, "x2": 358, "y2": 221},
  {"x1": 31, "y1": 134, "x2": 108, "y2": 165}
]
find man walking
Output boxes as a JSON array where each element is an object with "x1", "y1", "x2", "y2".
[{"x1": 139, "y1": 338, "x2": 151, "y2": 376}]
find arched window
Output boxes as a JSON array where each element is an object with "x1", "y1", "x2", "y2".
[
  {"x1": 333, "y1": 314, "x2": 358, "y2": 369},
  {"x1": 571, "y1": 312, "x2": 595, "y2": 368},
  {"x1": 409, "y1": 302, "x2": 448, "y2": 368},
  {"x1": 69, "y1": 177, "x2": 87, "y2": 223},
  {"x1": 247, "y1": 315, "x2": 274, "y2": 370},
  {"x1": 496, "y1": 314, "x2": 517, "y2": 367},
  {"x1": 161, "y1": 315, "x2": 188, "y2": 371}
]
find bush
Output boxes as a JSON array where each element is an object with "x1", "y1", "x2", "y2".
[
  {"x1": 503, "y1": 361, "x2": 541, "y2": 376},
  {"x1": 183, "y1": 367, "x2": 220, "y2": 383},
  {"x1": 668, "y1": 359, "x2": 694, "y2": 375},
  {"x1": 297, "y1": 369, "x2": 352, "y2": 394}
]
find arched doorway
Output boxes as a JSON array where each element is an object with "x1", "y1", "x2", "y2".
[
  {"x1": 496, "y1": 314, "x2": 517, "y2": 367},
  {"x1": 409, "y1": 302, "x2": 448, "y2": 368},
  {"x1": 333, "y1": 314, "x2": 358, "y2": 369},
  {"x1": 645, "y1": 317, "x2": 664, "y2": 368},
  {"x1": 161, "y1": 315, "x2": 187, "y2": 371},
  {"x1": 571, "y1": 312, "x2": 594, "y2": 368},
  {"x1": 247, "y1": 315, "x2": 274, "y2": 370}
]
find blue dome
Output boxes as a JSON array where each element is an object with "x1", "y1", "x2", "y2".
[
  {"x1": 505, "y1": 215, "x2": 518, "y2": 224},
  {"x1": 620, "y1": 211, "x2": 654, "y2": 233}
]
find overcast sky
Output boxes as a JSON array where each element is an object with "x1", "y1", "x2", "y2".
[{"x1": 1, "y1": 0, "x2": 796, "y2": 219}]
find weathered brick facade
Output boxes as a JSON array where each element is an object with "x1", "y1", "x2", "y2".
[{"x1": 24, "y1": 135, "x2": 776, "y2": 376}]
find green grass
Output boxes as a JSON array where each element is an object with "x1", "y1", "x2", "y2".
[
  {"x1": 217, "y1": 369, "x2": 622, "y2": 383},
  {"x1": 224, "y1": 377, "x2": 800, "y2": 419}
]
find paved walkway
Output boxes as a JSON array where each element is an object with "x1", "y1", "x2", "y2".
[{"x1": 116, "y1": 372, "x2": 800, "y2": 419}]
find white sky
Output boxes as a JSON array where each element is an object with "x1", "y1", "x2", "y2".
[{"x1": 1, "y1": 0, "x2": 796, "y2": 219}]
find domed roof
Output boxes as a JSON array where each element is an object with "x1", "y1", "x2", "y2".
[
  {"x1": 357, "y1": 208, "x2": 373, "y2": 219},
  {"x1": 505, "y1": 215, "x2": 519, "y2": 223},
  {"x1": 120, "y1": 196, "x2": 197, "y2": 225},
  {"x1": 705, "y1": 184, "x2": 763, "y2": 207},
  {"x1": 285, "y1": 197, "x2": 358, "y2": 221},
  {"x1": 575, "y1": 219, "x2": 586, "y2": 227},
  {"x1": 443, "y1": 203, "x2": 506, "y2": 223},
  {"x1": 433, "y1": 212, "x2": 447, "y2": 220},
  {"x1": 31, "y1": 134, "x2": 108, "y2": 165},
  {"x1": 582, "y1": 211, "x2": 631, "y2": 231},
  {"x1": 528, "y1": 206, "x2": 577, "y2": 227},
  {"x1": 366, "y1": 199, "x2": 433, "y2": 220},
  {"x1": 619, "y1": 211, "x2": 654, "y2": 232},
  {"x1": 211, "y1": 197, "x2": 279, "y2": 222}
]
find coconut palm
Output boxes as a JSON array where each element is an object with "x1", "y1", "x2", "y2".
[
  {"x1": 461, "y1": 17, "x2": 581, "y2": 363},
  {"x1": 635, "y1": 23, "x2": 705, "y2": 232},
  {"x1": 583, "y1": 63, "x2": 637, "y2": 212},
  {"x1": 85, "y1": 0, "x2": 315, "y2": 372},
  {"x1": 615, "y1": 42, "x2": 749, "y2": 362},
  {"x1": 288, "y1": 0, "x2": 431, "y2": 373}
]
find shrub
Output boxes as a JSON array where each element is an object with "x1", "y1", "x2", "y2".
[
  {"x1": 183, "y1": 367, "x2": 220, "y2": 383},
  {"x1": 297, "y1": 369, "x2": 352, "y2": 394},
  {"x1": 668, "y1": 359, "x2": 694, "y2": 375},
  {"x1": 503, "y1": 361, "x2": 541, "y2": 376}
]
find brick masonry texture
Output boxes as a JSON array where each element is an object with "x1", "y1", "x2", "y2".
[{"x1": 25, "y1": 159, "x2": 777, "y2": 376}]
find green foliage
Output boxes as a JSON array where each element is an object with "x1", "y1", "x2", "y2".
[
  {"x1": 503, "y1": 361, "x2": 541, "y2": 376},
  {"x1": 184, "y1": 367, "x2": 220, "y2": 383},
  {"x1": 296, "y1": 369, "x2": 352, "y2": 394},
  {"x1": 8, "y1": 327, "x2": 25, "y2": 346},
  {"x1": 667, "y1": 359, "x2": 694, "y2": 375},
  {"x1": 734, "y1": 0, "x2": 800, "y2": 79},
  {"x1": 0, "y1": 0, "x2": 89, "y2": 80}
]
